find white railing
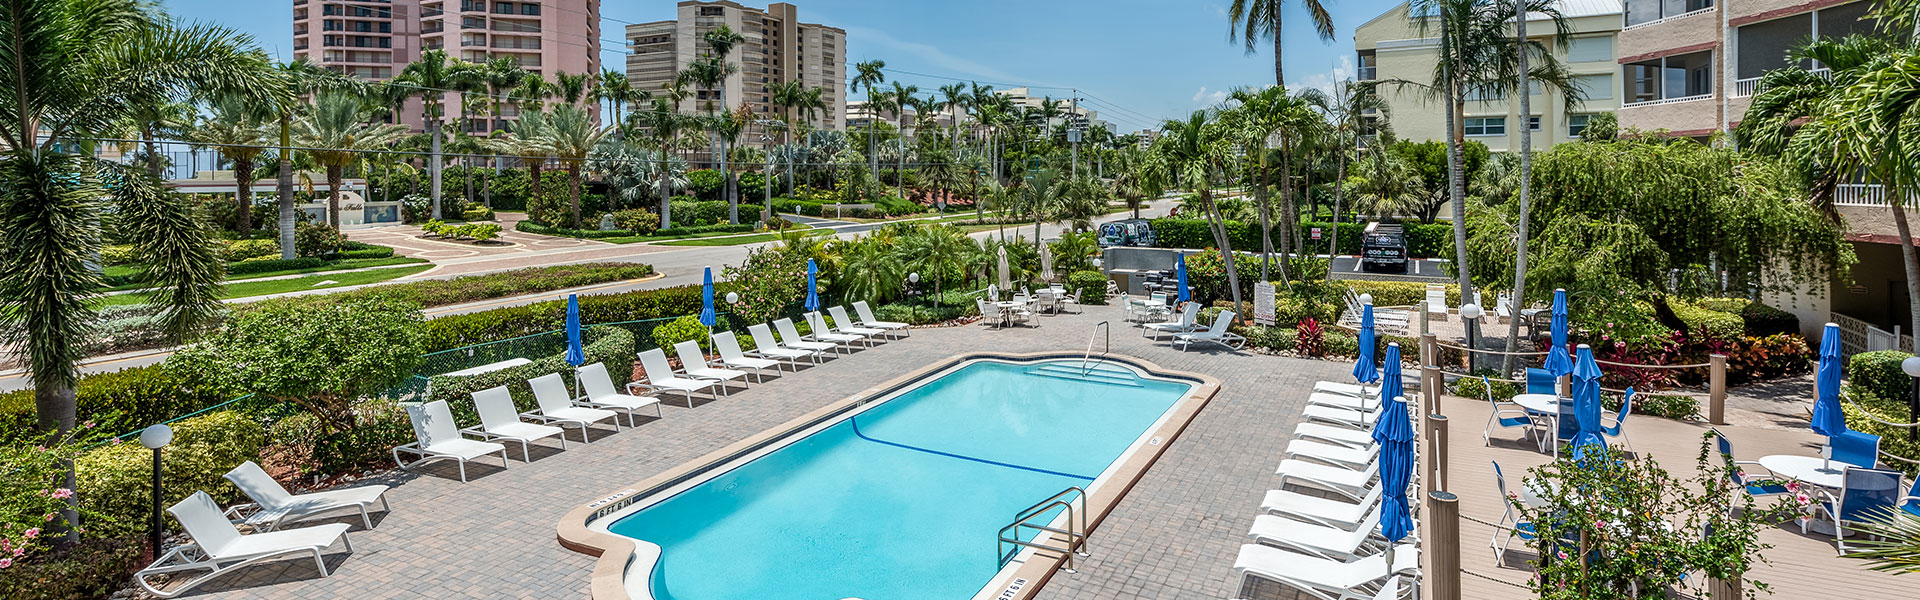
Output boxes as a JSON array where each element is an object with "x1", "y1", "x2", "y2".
[
  {"x1": 1834, "y1": 312, "x2": 1913, "y2": 356},
  {"x1": 1621, "y1": 93, "x2": 1714, "y2": 108},
  {"x1": 1623, "y1": 7, "x2": 1715, "y2": 31},
  {"x1": 1734, "y1": 77, "x2": 1760, "y2": 98},
  {"x1": 1831, "y1": 183, "x2": 1920, "y2": 207}
]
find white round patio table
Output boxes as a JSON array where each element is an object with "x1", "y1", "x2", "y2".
[
  {"x1": 1756, "y1": 455, "x2": 1845, "y2": 490},
  {"x1": 1512, "y1": 393, "x2": 1561, "y2": 414}
]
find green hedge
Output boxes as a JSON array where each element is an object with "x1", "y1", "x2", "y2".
[
  {"x1": 1671, "y1": 301, "x2": 1744, "y2": 343},
  {"x1": 425, "y1": 327, "x2": 636, "y2": 420},
  {"x1": 227, "y1": 257, "x2": 327, "y2": 276},
  {"x1": 1850, "y1": 350, "x2": 1912, "y2": 404},
  {"x1": 1151, "y1": 218, "x2": 1455, "y2": 258},
  {"x1": 422, "y1": 283, "x2": 709, "y2": 352},
  {"x1": 74, "y1": 410, "x2": 264, "y2": 538},
  {"x1": 1067, "y1": 270, "x2": 1107, "y2": 306},
  {"x1": 668, "y1": 200, "x2": 736, "y2": 226},
  {"x1": 0, "y1": 365, "x2": 232, "y2": 447},
  {"x1": 254, "y1": 263, "x2": 655, "y2": 320},
  {"x1": 1740, "y1": 301, "x2": 1799, "y2": 337},
  {"x1": 1842, "y1": 387, "x2": 1920, "y2": 475},
  {"x1": 515, "y1": 220, "x2": 636, "y2": 239},
  {"x1": 0, "y1": 534, "x2": 145, "y2": 600},
  {"x1": 656, "y1": 223, "x2": 755, "y2": 237},
  {"x1": 773, "y1": 198, "x2": 825, "y2": 216}
]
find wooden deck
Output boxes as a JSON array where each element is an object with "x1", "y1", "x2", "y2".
[{"x1": 1423, "y1": 392, "x2": 1913, "y2": 599}]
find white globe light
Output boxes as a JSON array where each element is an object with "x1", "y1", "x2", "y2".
[
  {"x1": 1902, "y1": 356, "x2": 1920, "y2": 378},
  {"x1": 1460, "y1": 303, "x2": 1484, "y2": 321},
  {"x1": 725, "y1": 292, "x2": 739, "y2": 305},
  {"x1": 1358, "y1": 293, "x2": 1373, "y2": 306},
  {"x1": 909, "y1": 272, "x2": 920, "y2": 283},
  {"x1": 139, "y1": 424, "x2": 173, "y2": 450}
]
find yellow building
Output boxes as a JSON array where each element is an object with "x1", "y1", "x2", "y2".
[{"x1": 1353, "y1": 0, "x2": 1624, "y2": 151}]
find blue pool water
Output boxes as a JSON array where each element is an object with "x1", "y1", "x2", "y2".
[{"x1": 606, "y1": 359, "x2": 1194, "y2": 600}]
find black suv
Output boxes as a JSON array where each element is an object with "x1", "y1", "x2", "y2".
[{"x1": 1361, "y1": 223, "x2": 1407, "y2": 273}]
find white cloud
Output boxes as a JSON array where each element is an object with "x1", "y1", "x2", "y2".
[
  {"x1": 1191, "y1": 86, "x2": 1229, "y2": 106},
  {"x1": 839, "y1": 25, "x2": 1022, "y2": 84},
  {"x1": 1287, "y1": 55, "x2": 1356, "y2": 99}
]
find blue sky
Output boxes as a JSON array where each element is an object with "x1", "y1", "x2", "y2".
[{"x1": 170, "y1": 0, "x2": 1401, "y2": 132}]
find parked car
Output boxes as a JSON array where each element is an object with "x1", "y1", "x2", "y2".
[
  {"x1": 1361, "y1": 222, "x2": 1407, "y2": 273},
  {"x1": 1099, "y1": 219, "x2": 1156, "y2": 247}
]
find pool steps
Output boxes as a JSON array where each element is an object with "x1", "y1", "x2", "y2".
[{"x1": 1022, "y1": 363, "x2": 1143, "y2": 387}]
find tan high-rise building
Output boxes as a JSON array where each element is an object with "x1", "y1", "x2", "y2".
[
  {"x1": 293, "y1": 0, "x2": 602, "y2": 133},
  {"x1": 625, "y1": 1, "x2": 847, "y2": 132}
]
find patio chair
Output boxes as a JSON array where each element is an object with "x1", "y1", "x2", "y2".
[
  {"x1": 1901, "y1": 478, "x2": 1920, "y2": 519},
  {"x1": 526, "y1": 374, "x2": 621, "y2": 440},
  {"x1": 852, "y1": 301, "x2": 910, "y2": 337},
  {"x1": 135, "y1": 491, "x2": 354, "y2": 598},
  {"x1": 711, "y1": 330, "x2": 782, "y2": 378},
  {"x1": 1482, "y1": 376, "x2": 1539, "y2": 447},
  {"x1": 775, "y1": 317, "x2": 847, "y2": 355},
  {"x1": 1490, "y1": 461, "x2": 1536, "y2": 566},
  {"x1": 1285, "y1": 438, "x2": 1381, "y2": 471},
  {"x1": 1525, "y1": 368, "x2": 1556, "y2": 395},
  {"x1": 392, "y1": 400, "x2": 509, "y2": 482},
  {"x1": 827, "y1": 306, "x2": 888, "y2": 343},
  {"x1": 1276, "y1": 457, "x2": 1379, "y2": 502},
  {"x1": 1425, "y1": 284, "x2": 1448, "y2": 322},
  {"x1": 1294, "y1": 422, "x2": 1377, "y2": 449},
  {"x1": 746, "y1": 323, "x2": 822, "y2": 365},
  {"x1": 1232, "y1": 544, "x2": 1415, "y2": 600},
  {"x1": 1829, "y1": 430, "x2": 1883, "y2": 469},
  {"x1": 632, "y1": 348, "x2": 723, "y2": 407},
  {"x1": 1247, "y1": 504, "x2": 1391, "y2": 563},
  {"x1": 804, "y1": 311, "x2": 868, "y2": 349},
  {"x1": 1809, "y1": 466, "x2": 1907, "y2": 553},
  {"x1": 1495, "y1": 291, "x2": 1514, "y2": 324},
  {"x1": 1314, "y1": 381, "x2": 1378, "y2": 399},
  {"x1": 1142, "y1": 302, "x2": 1201, "y2": 340},
  {"x1": 1712, "y1": 429, "x2": 1793, "y2": 501},
  {"x1": 1601, "y1": 388, "x2": 1634, "y2": 452},
  {"x1": 1262, "y1": 479, "x2": 1385, "y2": 532},
  {"x1": 576, "y1": 362, "x2": 664, "y2": 426},
  {"x1": 673, "y1": 340, "x2": 749, "y2": 392},
  {"x1": 222, "y1": 461, "x2": 390, "y2": 532},
  {"x1": 464, "y1": 385, "x2": 570, "y2": 461},
  {"x1": 1173, "y1": 310, "x2": 1246, "y2": 351},
  {"x1": 977, "y1": 298, "x2": 1007, "y2": 328}
]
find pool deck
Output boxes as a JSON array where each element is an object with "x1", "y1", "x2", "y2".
[{"x1": 144, "y1": 303, "x2": 1898, "y2": 600}]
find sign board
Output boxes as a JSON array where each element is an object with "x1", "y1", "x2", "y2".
[
  {"x1": 1310, "y1": 227, "x2": 1322, "y2": 240},
  {"x1": 1254, "y1": 281, "x2": 1276, "y2": 326}
]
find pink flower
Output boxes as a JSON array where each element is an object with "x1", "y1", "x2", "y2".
[
  {"x1": 0, "y1": 558, "x2": 11, "y2": 569},
  {"x1": 20, "y1": 529, "x2": 35, "y2": 540},
  {"x1": 1594, "y1": 520, "x2": 1608, "y2": 529},
  {"x1": 41, "y1": 513, "x2": 53, "y2": 523},
  {"x1": 9, "y1": 547, "x2": 20, "y2": 558},
  {"x1": 1795, "y1": 493, "x2": 1810, "y2": 505},
  {"x1": 1556, "y1": 550, "x2": 1569, "y2": 560},
  {"x1": 82, "y1": 421, "x2": 94, "y2": 429},
  {"x1": 50, "y1": 489, "x2": 72, "y2": 500},
  {"x1": 1785, "y1": 481, "x2": 1801, "y2": 493}
]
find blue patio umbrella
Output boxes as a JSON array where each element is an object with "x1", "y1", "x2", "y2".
[
  {"x1": 699, "y1": 267, "x2": 717, "y2": 328},
  {"x1": 1379, "y1": 342, "x2": 1404, "y2": 406},
  {"x1": 1353, "y1": 304, "x2": 1380, "y2": 385},
  {"x1": 1371, "y1": 343, "x2": 1415, "y2": 543},
  {"x1": 564, "y1": 294, "x2": 585, "y2": 367},
  {"x1": 1174, "y1": 253, "x2": 1190, "y2": 303},
  {"x1": 804, "y1": 259, "x2": 820, "y2": 312},
  {"x1": 1543, "y1": 289, "x2": 1574, "y2": 378},
  {"x1": 1811, "y1": 322, "x2": 1848, "y2": 437},
  {"x1": 1569, "y1": 344, "x2": 1608, "y2": 461}
]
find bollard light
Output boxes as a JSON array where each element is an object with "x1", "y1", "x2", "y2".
[
  {"x1": 725, "y1": 291, "x2": 739, "y2": 305},
  {"x1": 1459, "y1": 303, "x2": 1484, "y2": 321},
  {"x1": 908, "y1": 272, "x2": 920, "y2": 284},
  {"x1": 140, "y1": 424, "x2": 173, "y2": 557},
  {"x1": 1459, "y1": 304, "x2": 1484, "y2": 373}
]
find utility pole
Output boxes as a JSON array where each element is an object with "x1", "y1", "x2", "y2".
[{"x1": 1069, "y1": 91, "x2": 1080, "y2": 178}]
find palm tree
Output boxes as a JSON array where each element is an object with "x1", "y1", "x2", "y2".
[
  {"x1": 295, "y1": 91, "x2": 410, "y2": 227},
  {"x1": 900, "y1": 225, "x2": 972, "y2": 305},
  {"x1": 714, "y1": 105, "x2": 751, "y2": 223},
  {"x1": 939, "y1": 82, "x2": 968, "y2": 147},
  {"x1": 267, "y1": 58, "x2": 348, "y2": 259},
  {"x1": 554, "y1": 71, "x2": 591, "y2": 106},
  {"x1": 887, "y1": 82, "x2": 921, "y2": 199},
  {"x1": 514, "y1": 76, "x2": 555, "y2": 114},
  {"x1": 539, "y1": 105, "x2": 609, "y2": 229},
  {"x1": 186, "y1": 98, "x2": 273, "y2": 232},
  {"x1": 1321, "y1": 80, "x2": 1390, "y2": 257},
  {"x1": 852, "y1": 60, "x2": 888, "y2": 200},
  {"x1": 1499, "y1": 0, "x2": 1582, "y2": 371},
  {"x1": 1156, "y1": 110, "x2": 1244, "y2": 308},
  {"x1": 596, "y1": 68, "x2": 635, "y2": 130},
  {"x1": 1227, "y1": 0, "x2": 1337, "y2": 86},
  {"x1": 482, "y1": 111, "x2": 553, "y2": 220},
  {"x1": 396, "y1": 49, "x2": 482, "y2": 219},
  {"x1": 633, "y1": 97, "x2": 692, "y2": 228},
  {"x1": 1, "y1": 0, "x2": 272, "y2": 539},
  {"x1": 1112, "y1": 147, "x2": 1167, "y2": 219},
  {"x1": 1224, "y1": 85, "x2": 1320, "y2": 282}
]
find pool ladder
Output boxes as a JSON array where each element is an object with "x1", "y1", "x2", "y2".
[
  {"x1": 1080, "y1": 321, "x2": 1110, "y2": 375},
  {"x1": 997, "y1": 486, "x2": 1090, "y2": 573}
]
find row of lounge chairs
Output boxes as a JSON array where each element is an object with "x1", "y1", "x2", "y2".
[
  {"x1": 1139, "y1": 303, "x2": 1246, "y2": 351},
  {"x1": 1232, "y1": 380, "x2": 1419, "y2": 600}
]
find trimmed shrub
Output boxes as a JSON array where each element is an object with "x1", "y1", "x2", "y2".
[
  {"x1": 462, "y1": 206, "x2": 496, "y2": 221},
  {"x1": 1850, "y1": 350, "x2": 1912, "y2": 404},
  {"x1": 874, "y1": 302, "x2": 972, "y2": 325},
  {"x1": 1452, "y1": 370, "x2": 1523, "y2": 402},
  {"x1": 336, "y1": 245, "x2": 396, "y2": 260},
  {"x1": 772, "y1": 198, "x2": 825, "y2": 216},
  {"x1": 1671, "y1": 301, "x2": 1744, "y2": 344},
  {"x1": 100, "y1": 244, "x2": 138, "y2": 266},
  {"x1": 74, "y1": 411, "x2": 265, "y2": 537},
  {"x1": 1067, "y1": 270, "x2": 1107, "y2": 305},
  {"x1": 669, "y1": 199, "x2": 731, "y2": 226},
  {"x1": 655, "y1": 223, "x2": 754, "y2": 237},
  {"x1": 1740, "y1": 301, "x2": 1800, "y2": 337},
  {"x1": 227, "y1": 257, "x2": 326, "y2": 276},
  {"x1": 613, "y1": 209, "x2": 661, "y2": 235},
  {"x1": 294, "y1": 222, "x2": 346, "y2": 257},
  {"x1": 424, "y1": 327, "x2": 636, "y2": 423},
  {"x1": 0, "y1": 365, "x2": 232, "y2": 447},
  {"x1": 1842, "y1": 387, "x2": 1920, "y2": 475},
  {"x1": 421, "y1": 283, "x2": 705, "y2": 352},
  {"x1": 1324, "y1": 330, "x2": 1359, "y2": 358},
  {"x1": 515, "y1": 220, "x2": 636, "y2": 239},
  {"x1": 652, "y1": 315, "x2": 716, "y2": 353},
  {"x1": 1630, "y1": 393, "x2": 1701, "y2": 421},
  {"x1": 0, "y1": 534, "x2": 146, "y2": 600},
  {"x1": 224, "y1": 238, "x2": 279, "y2": 262},
  {"x1": 253, "y1": 263, "x2": 656, "y2": 321},
  {"x1": 267, "y1": 397, "x2": 413, "y2": 477}
]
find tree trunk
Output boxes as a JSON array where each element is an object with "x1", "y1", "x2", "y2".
[
  {"x1": 1331, "y1": 139, "x2": 1348, "y2": 259},
  {"x1": 1202, "y1": 188, "x2": 1244, "y2": 309},
  {"x1": 1448, "y1": 89, "x2": 1475, "y2": 308},
  {"x1": 658, "y1": 148, "x2": 673, "y2": 229},
  {"x1": 1258, "y1": 147, "x2": 1274, "y2": 282},
  {"x1": 723, "y1": 137, "x2": 738, "y2": 224},
  {"x1": 1505, "y1": 8, "x2": 1532, "y2": 374},
  {"x1": 1892, "y1": 193, "x2": 1920, "y2": 351},
  {"x1": 569, "y1": 162, "x2": 583, "y2": 229},
  {"x1": 528, "y1": 160, "x2": 543, "y2": 221},
  {"x1": 277, "y1": 118, "x2": 297, "y2": 260},
  {"x1": 327, "y1": 166, "x2": 343, "y2": 228},
  {"x1": 1279, "y1": 144, "x2": 1296, "y2": 285},
  {"x1": 234, "y1": 156, "x2": 254, "y2": 233},
  {"x1": 429, "y1": 118, "x2": 444, "y2": 220},
  {"x1": 33, "y1": 383, "x2": 79, "y2": 544},
  {"x1": 1271, "y1": 15, "x2": 1285, "y2": 86}
]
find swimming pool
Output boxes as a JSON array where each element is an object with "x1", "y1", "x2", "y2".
[{"x1": 562, "y1": 354, "x2": 1213, "y2": 600}]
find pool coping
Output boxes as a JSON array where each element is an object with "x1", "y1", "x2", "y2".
[{"x1": 555, "y1": 351, "x2": 1222, "y2": 600}]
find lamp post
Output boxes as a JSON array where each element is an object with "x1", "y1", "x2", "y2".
[
  {"x1": 1460, "y1": 303, "x2": 1485, "y2": 373},
  {"x1": 1903, "y1": 356, "x2": 1920, "y2": 442},
  {"x1": 906, "y1": 272, "x2": 921, "y2": 324},
  {"x1": 139, "y1": 424, "x2": 173, "y2": 557}
]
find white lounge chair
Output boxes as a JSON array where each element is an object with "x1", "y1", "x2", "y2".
[
  {"x1": 804, "y1": 312, "x2": 867, "y2": 349},
  {"x1": 712, "y1": 331, "x2": 781, "y2": 379},
  {"x1": 1294, "y1": 422, "x2": 1377, "y2": 449},
  {"x1": 1307, "y1": 391, "x2": 1383, "y2": 412},
  {"x1": 1304, "y1": 403, "x2": 1386, "y2": 430},
  {"x1": 632, "y1": 348, "x2": 723, "y2": 407},
  {"x1": 673, "y1": 340, "x2": 749, "y2": 392},
  {"x1": 1426, "y1": 284, "x2": 1449, "y2": 321},
  {"x1": 852, "y1": 301, "x2": 910, "y2": 337},
  {"x1": 1263, "y1": 481, "x2": 1385, "y2": 531},
  {"x1": 1315, "y1": 381, "x2": 1378, "y2": 398},
  {"x1": 575, "y1": 362, "x2": 664, "y2": 426},
  {"x1": 1173, "y1": 310, "x2": 1246, "y2": 351},
  {"x1": 222, "y1": 461, "x2": 389, "y2": 531},
  {"x1": 135, "y1": 491, "x2": 354, "y2": 598},
  {"x1": 1276, "y1": 458, "x2": 1378, "y2": 501},
  {"x1": 1285, "y1": 439, "x2": 1381, "y2": 471},
  {"x1": 1233, "y1": 544, "x2": 1413, "y2": 600},
  {"x1": 827, "y1": 306, "x2": 888, "y2": 342},
  {"x1": 1247, "y1": 505, "x2": 1388, "y2": 563},
  {"x1": 746, "y1": 323, "x2": 820, "y2": 366},
  {"x1": 392, "y1": 400, "x2": 509, "y2": 482},
  {"x1": 526, "y1": 373, "x2": 621, "y2": 440},
  {"x1": 464, "y1": 386, "x2": 569, "y2": 461},
  {"x1": 1143, "y1": 303, "x2": 1201, "y2": 340},
  {"x1": 775, "y1": 318, "x2": 845, "y2": 355}
]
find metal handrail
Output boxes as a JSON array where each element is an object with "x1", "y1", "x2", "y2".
[
  {"x1": 1081, "y1": 321, "x2": 1110, "y2": 374},
  {"x1": 998, "y1": 486, "x2": 1090, "y2": 572}
]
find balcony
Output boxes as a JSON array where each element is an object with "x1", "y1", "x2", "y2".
[
  {"x1": 1358, "y1": 67, "x2": 1376, "y2": 81},
  {"x1": 422, "y1": 22, "x2": 444, "y2": 33},
  {"x1": 422, "y1": 8, "x2": 442, "y2": 17},
  {"x1": 1621, "y1": 93, "x2": 1713, "y2": 108},
  {"x1": 1624, "y1": 6, "x2": 1713, "y2": 30},
  {"x1": 1834, "y1": 183, "x2": 1918, "y2": 208},
  {"x1": 1732, "y1": 67, "x2": 1827, "y2": 98}
]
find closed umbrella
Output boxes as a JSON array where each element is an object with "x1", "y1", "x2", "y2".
[
  {"x1": 1543, "y1": 289, "x2": 1574, "y2": 378},
  {"x1": 1353, "y1": 304, "x2": 1380, "y2": 385},
  {"x1": 564, "y1": 294, "x2": 585, "y2": 367},
  {"x1": 1174, "y1": 253, "x2": 1190, "y2": 304},
  {"x1": 997, "y1": 246, "x2": 1011, "y2": 296},
  {"x1": 1379, "y1": 341, "x2": 1404, "y2": 406},
  {"x1": 804, "y1": 259, "x2": 820, "y2": 312},
  {"x1": 1569, "y1": 344, "x2": 1608, "y2": 461},
  {"x1": 1039, "y1": 241, "x2": 1055, "y2": 283},
  {"x1": 1371, "y1": 343, "x2": 1414, "y2": 544},
  {"x1": 1811, "y1": 322, "x2": 1848, "y2": 438},
  {"x1": 699, "y1": 267, "x2": 717, "y2": 328}
]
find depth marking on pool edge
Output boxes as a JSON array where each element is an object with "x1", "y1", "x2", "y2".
[{"x1": 996, "y1": 578, "x2": 1029, "y2": 600}]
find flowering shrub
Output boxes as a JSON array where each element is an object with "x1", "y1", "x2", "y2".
[
  {"x1": 723, "y1": 244, "x2": 810, "y2": 325},
  {"x1": 1296, "y1": 317, "x2": 1325, "y2": 357},
  {"x1": 0, "y1": 429, "x2": 94, "y2": 568}
]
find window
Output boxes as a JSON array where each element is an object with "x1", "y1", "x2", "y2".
[
  {"x1": 1568, "y1": 114, "x2": 1594, "y2": 137},
  {"x1": 519, "y1": 4, "x2": 537, "y2": 15},
  {"x1": 1575, "y1": 74, "x2": 1612, "y2": 100},
  {"x1": 1464, "y1": 117, "x2": 1506, "y2": 136},
  {"x1": 1528, "y1": 116, "x2": 1541, "y2": 131},
  {"x1": 1568, "y1": 37, "x2": 1612, "y2": 63},
  {"x1": 699, "y1": 6, "x2": 723, "y2": 16},
  {"x1": 1465, "y1": 86, "x2": 1504, "y2": 102}
]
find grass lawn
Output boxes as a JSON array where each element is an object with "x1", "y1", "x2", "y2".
[
  {"x1": 599, "y1": 223, "x2": 812, "y2": 245},
  {"x1": 101, "y1": 265, "x2": 434, "y2": 306},
  {"x1": 104, "y1": 257, "x2": 427, "y2": 291},
  {"x1": 657, "y1": 229, "x2": 832, "y2": 247}
]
